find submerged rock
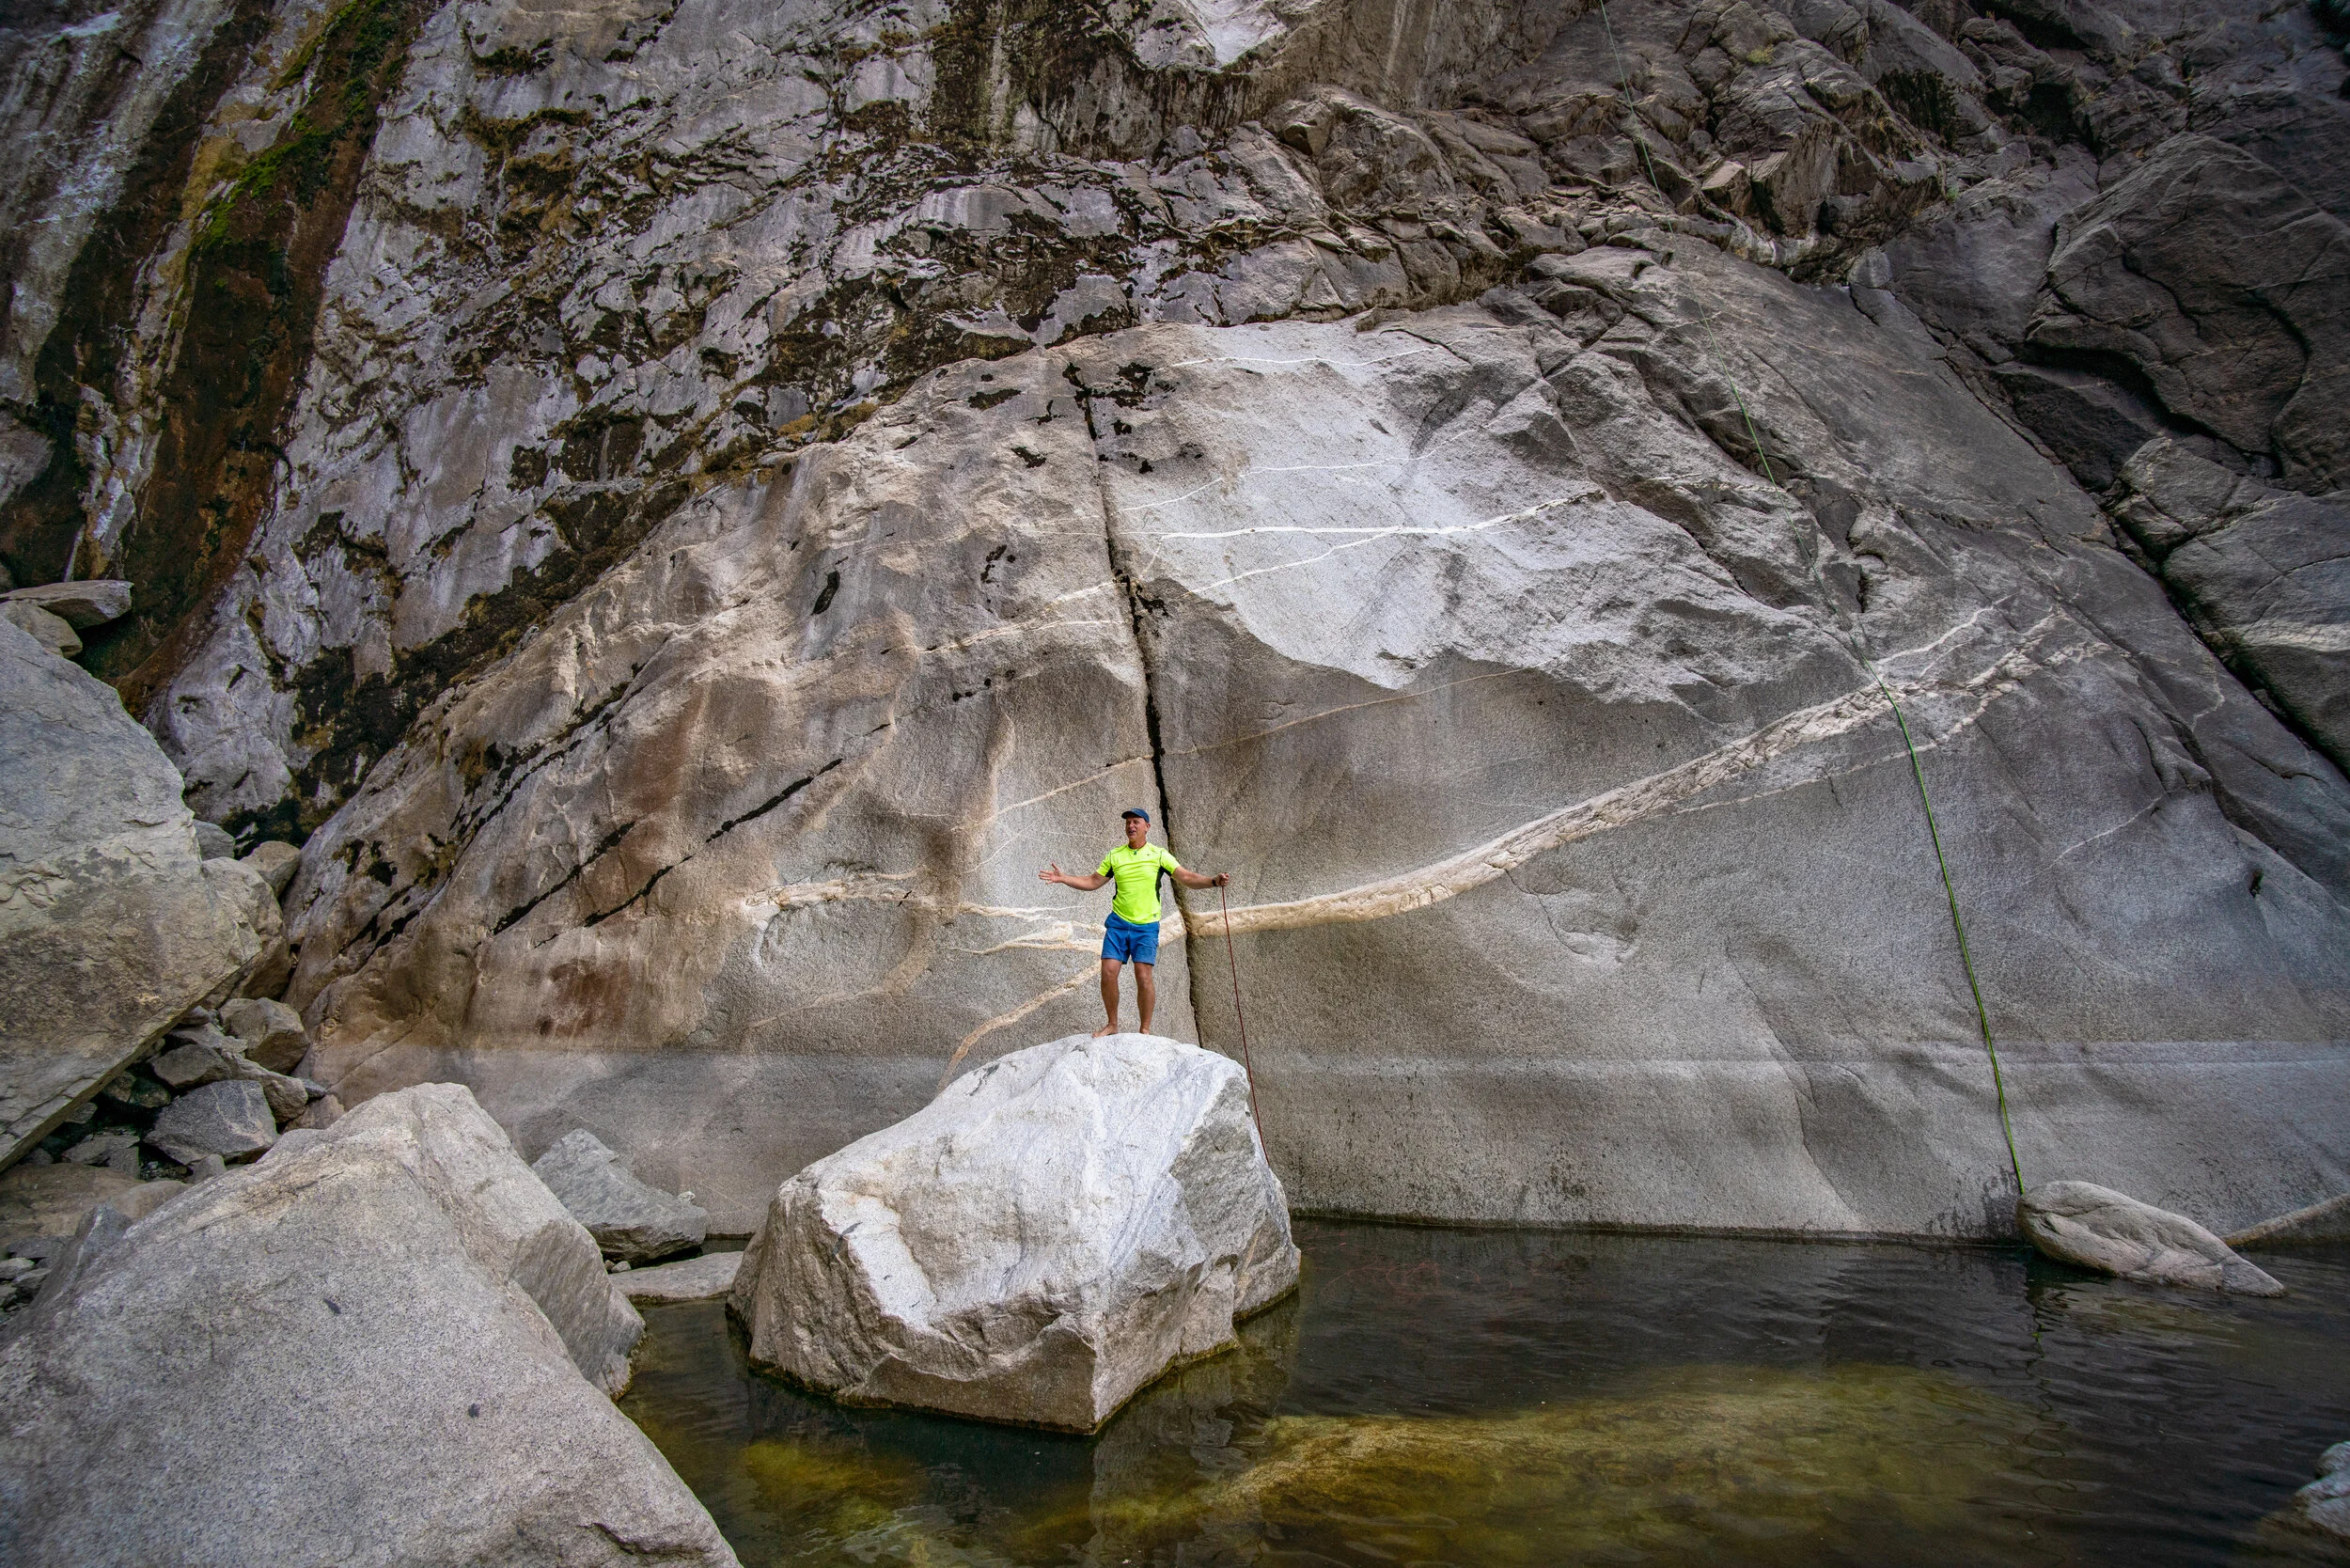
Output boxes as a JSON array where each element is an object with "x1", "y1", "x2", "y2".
[
  {"x1": 729, "y1": 1032, "x2": 1298, "y2": 1433},
  {"x1": 2019, "y1": 1181, "x2": 2283, "y2": 1295},
  {"x1": 1085, "y1": 1363, "x2": 2032, "y2": 1566},
  {"x1": 532, "y1": 1130, "x2": 709, "y2": 1264},
  {"x1": 0, "y1": 1084, "x2": 736, "y2": 1568},
  {"x1": 0, "y1": 619, "x2": 274, "y2": 1169}
]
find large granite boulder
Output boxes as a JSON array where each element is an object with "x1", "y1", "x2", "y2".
[
  {"x1": 531, "y1": 1129, "x2": 708, "y2": 1263},
  {"x1": 0, "y1": 1085, "x2": 736, "y2": 1568},
  {"x1": 0, "y1": 619, "x2": 274, "y2": 1169},
  {"x1": 283, "y1": 1084, "x2": 647, "y2": 1394},
  {"x1": 729, "y1": 1032, "x2": 1299, "y2": 1432},
  {"x1": 2018, "y1": 1181, "x2": 2283, "y2": 1294}
]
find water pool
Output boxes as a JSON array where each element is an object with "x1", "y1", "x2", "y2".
[{"x1": 620, "y1": 1221, "x2": 2350, "y2": 1566}]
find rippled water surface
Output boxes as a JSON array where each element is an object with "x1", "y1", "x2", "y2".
[{"x1": 620, "y1": 1222, "x2": 2350, "y2": 1567}]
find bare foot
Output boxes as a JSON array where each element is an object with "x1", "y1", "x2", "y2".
[{"x1": 1092, "y1": 1022, "x2": 1118, "y2": 1038}]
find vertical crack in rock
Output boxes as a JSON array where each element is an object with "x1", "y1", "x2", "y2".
[{"x1": 1068, "y1": 355, "x2": 1209, "y2": 1042}]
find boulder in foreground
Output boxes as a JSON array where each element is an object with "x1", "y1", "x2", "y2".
[
  {"x1": 285, "y1": 1084, "x2": 646, "y2": 1393},
  {"x1": 2020, "y1": 1181, "x2": 2284, "y2": 1295},
  {"x1": 533, "y1": 1130, "x2": 708, "y2": 1263},
  {"x1": 0, "y1": 619, "x2": 274, "y2": 1168},
  {"x1": 0, "y1": 1084, "x2": 731, "y2": 1568},
  {"x1": 729, "y1": 1032, "x2": 1299, "y2": 1432}
]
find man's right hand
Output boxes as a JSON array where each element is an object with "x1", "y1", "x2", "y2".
[{"x1": 1039, "y1": 863, "x2": 1067, "y2": 886}]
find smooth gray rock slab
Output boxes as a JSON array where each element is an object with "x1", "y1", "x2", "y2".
[
  {"x1": 532, "y1": 1130, "x2": 708, "y2": 1264},
  {"x1": 192, "y1": 821, "x2": 237, "y2": 861},
  {"x1": 730, "y1": 1032, "x2": 1300, "y2": 1433},
  {"x1": 217, "y1": 996, "x2": 307, "y2": 1073},
  {"x1": 0, "y1": 619, "x2": 274, "y2": 1168},
  {"x1": 618, "y1": 1250, "x2": 741, "y2": 1305},
  {"x1": 2019, "y1": 1181, "x2": 2284, "y2": 1295},
  {"x1": 2, "y1": 580, "x2": 130, "y2": 628},
  {"x1": 2229, "y1": 1192, "x2": 2350, "y2": 1249},
  {"x1": 147, "y1": 1081, "x2": 276, "y2": 1166},
  {"x1": 0, "y1": 1086, "x2": 737, "y2": 1568}
]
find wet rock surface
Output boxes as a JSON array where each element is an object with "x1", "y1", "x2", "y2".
[
  {"x1": 2019, "y1": 1180, "x2": 2285, "y2": 1294},
  {"x1": 0, "y1": 1084, "x2": 737, "y2": 1568},
  {"x1": 730, "y1": 1032, "x2": 1299, "y2": 1432}
]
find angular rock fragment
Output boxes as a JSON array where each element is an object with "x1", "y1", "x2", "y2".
[
  {"x1": 2018, "y1": 1181, "x2": 2284, "y2": 1295},
  {"x1": 0, "y1": 601, "x2": 79, "y2": 657},
  {"x1": 235, "y1": 840, "x2": 301, "y2": 899},
  {"x1": 149, "y1": 1028, "x2": 243, "y2": 1089},
  {"x1": 193, "y1": 821, "x2": 237, "y2": 861},
  {"x1": 218, "y1": 996, "x2": 309, "y2": 1073},
  {"x1": 730, "y1": 1032, "x2": 1300, "y2": 1432},
  {"x1": 532, "y1": 1130, "x2": 708, "y2": 1264},
  {"x1": 147, "y1": 1081, "x2": 276, "y2": 1166},
  {"x1": 0, "y1": 1084, "x2": 737, "y2": 1568},
  {"x1": 58, "y1": 1131, "x2": 139, "y2": 1171}
]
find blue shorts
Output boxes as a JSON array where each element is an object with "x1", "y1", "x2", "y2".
[{"x1": 1102, "y1": 912, "x2": 1160, "y2": 965}]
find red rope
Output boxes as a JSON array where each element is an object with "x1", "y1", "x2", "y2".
[{"x1": 1218, "y1": 881, "x2": 1264, "y2": 1140}]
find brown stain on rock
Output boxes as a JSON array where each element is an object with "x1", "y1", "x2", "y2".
[{"x1": 83, "y1": 0, "x2": 434, "y2": 713}]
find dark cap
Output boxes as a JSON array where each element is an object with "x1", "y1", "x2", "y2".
[{"x1": 1121, "y1": 808, "x2": 1151, "y2": 823}]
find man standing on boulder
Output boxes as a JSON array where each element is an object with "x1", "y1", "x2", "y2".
[{"x1": 1040, "y1": 808, "x2": 1228, "y2": 1037}]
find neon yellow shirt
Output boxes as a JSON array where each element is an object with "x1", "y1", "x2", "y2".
[{"x1": 1097, "y1": 842, "x2": 1182, "y2": 925}]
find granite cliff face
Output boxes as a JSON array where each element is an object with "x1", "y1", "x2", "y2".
[{"x1": 2, "y1": 0, "x2": 2342, "y2": 1233}]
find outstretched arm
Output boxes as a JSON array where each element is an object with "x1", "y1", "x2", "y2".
[
  {"x1": 1170, "y1": 867, "x2": 1230, "y2": 889},
  {"x1": 1040, "y1": 863, "x2": 1110, "y2": 890}
]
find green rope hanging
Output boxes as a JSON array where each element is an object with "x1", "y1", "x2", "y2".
[{"x1": 1591, "y1": 0, "x2": 2027, "y2": 1197}]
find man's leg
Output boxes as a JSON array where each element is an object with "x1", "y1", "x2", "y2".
[
  {"x1": 1135, "y1": 962, "x2": 1156, "y2": 1034},
  {"x1": 1095, "y1": 957, "x2": 1122, "y2": 1037}
]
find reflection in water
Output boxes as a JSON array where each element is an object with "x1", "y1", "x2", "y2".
[{"x1": 619, "y1": 1222, "x2": 2350, "y2": 1567}]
